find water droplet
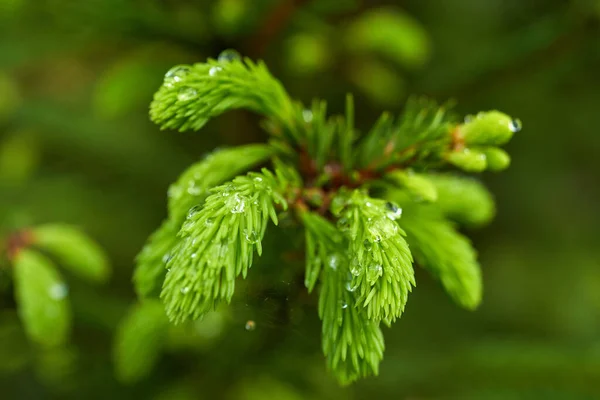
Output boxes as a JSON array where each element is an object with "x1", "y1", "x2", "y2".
[
  {"x1": 509, "y1": 119, "x2": 522, "y2": 133},
  {"x1": 221, "y1": 184, "x2": 234, "y2": 197},
  {"x1": 231, "y1": 194, "x2": 246, "y2": 214},
  {"x1": 363, "y1": 240, "x2": 373, "y2": 251},
  {"x1": 345, "y1": 280, "x2": 356, "y2": 292},
  {"x1": 385, "y1": 202, "x2": 402, "y2": 220},
  {"x1": 245, "y1": 320, "x2": 256, "y2": 331},
  {"x1": 327, "y1": 254, "x2": 341, "y2": 271},
  {"x1": 218, "y1": 49, "x2": 241, "y2": 63},
  {"x1": 187, "y1": 183, "x2": 202, "y2": 196},
  {"x1": 302, "y1": 109, "x2": 313, "y2": 123},
  {"x1": 367, "y1": 264, "x2": 383, "y2": 282},
  {"x1": 205, "y1": 218, "x2": 214, "y2": 227},
  {"x1": 188, "y1": 205, "x2": 201, "y2": 218},
  {"x1": 373, "y1": 235, "x2": 382, "y2": 243},
  {"x1": 162, "y1": 253, "x2": 172, "y2": 264},
  {"x1": 191, "y1": 252, "x2": 198, "y2": 259},
  {"x1": 180, "y1": 286, "x2": 190, "y2": 294},
  {"x1": 339, "y1": 300, "x2": 348, "y2": 309},
  {"x1": 177, "y1": 87, "x2": 197, "y2": 101},
  {"x1": 244, "y1": 229, "x2": 259, "y2": 244},
  {"x1": 365, "y1": 201, "x2": 373, "y2": 208},
  {"x1": 164, "y1": 66, "x2": 190, "y2": 87},
  {"x1": 49, "y1": 283, "x2": 68, "y2": 300},
  {"x1": 350, "y1": 257, "x2": 362, "y2": 276},
  {"x1": 209, "y1": 66, "x2": 222, "y2": 76},
  {"x1": 253, "y1": 176, "x2": 263, "y2": 183}
]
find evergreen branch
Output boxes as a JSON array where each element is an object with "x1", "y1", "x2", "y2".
[
  {"x1": 319, "y1": 256, "x2": 385, "y2": 385},
  {"x1": 142, "y1": 55, "x2": 522, "y2": 384},
  {"x1": 303, "y1": 212, "x2": 385, "y2": 385},
  {"x1": 167, "y1": 144, "x2": 275, "y2": 222},
  {"x1": 331, "y1": 190, "x2": 415, "y2": 324},
  {"x1": 31, "y1": 224, "x2": 110, "y2": 283},
  {"x1": 13, "y1": 249, "x2": 71, "y2": 347},
  {"x1": 301, "y1": 211, "x2": 344, "y2": 293},
  {"x1": 135, "y1": 145, "x2": 276, "y2": 300},
  {"x1": 113, "y1": 300, "x2": 169, "y2": 383},
  {"x1": 398, "y1": 203, "x2": 482, "y2": 309},
  {"x1": 428, "y1": 173, "x2": 496, "y2": 227},
  {"x1": 134, "y1": 219, "x2": 180, "y2": 299},
  {"x1": 161, "y1": 169, "x2": 287, "y2": 324},
  {"x1": 150, "y1": 55, "x2": 295, "y2": 134},
  {"x1": 385, "y1": 169, "x2": 438, "y2": 202}
]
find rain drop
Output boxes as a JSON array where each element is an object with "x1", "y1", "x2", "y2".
[
  {"x1": 231, "y1": 194, "x2": 246, "y2": 214},
  {"x1": 205, "y1": 218, "x2": 214, "y2": 227},
  {"x1": 164, "y1": 66, "x2": 190, "y2": 87},
  {"x1": 363, "y1": 240, "x2": 373, "y2": 251},
  {"x1": 209, "y1": 66, "x2": 222, "y2": 76},
  {"x1": 178, "y1": 87, "x2": 197, "y2": 101},
  {"x1": 191, "y1": 252, "x2": 198, "y2": 259},
  {"x1": 327, "y1": 253, "x2": 341, "y2": 271},
  {"x1": 218, "y1": 49, "x2": 241, "y2": 63},
  {"x1": 187, "y1": 183, "x2": 202, "y2": 196},
  {"x1": 367, "y1": 264, "x2": 383, "y2": 282},
  {"x1": 244, "y1": 229, "x2": 259, "y2": 244},
  {"x1": 188, "y1": 205, "x2": 201, "y2": 218},
  {"x1": 245, "y1": 320, "x2": 256, "y2": 331},
  {"x1": 509, "y1": 119, "x2": 522, "y2": 133},
  {"x1": 49, "y1": 283, "x2": 68, "y2": 300},
  {"x1": 339, "y1": 300, "x2": 348, "y2": 309},
  {"x1": 180, "y1": 286, "x2": 190, "y2": 294},
  {"x1": 350, "y1": 257, "x2": 362, "y2": 276},
  {"x1": 385, "y1": 202, "x2": 402, "y2": 220},
  {"x1": 345, "y1": 280, "x2": 356, "y2": 292},
  {"x1": 162, "y1": 253, "x2": 172, "y2": 264}
]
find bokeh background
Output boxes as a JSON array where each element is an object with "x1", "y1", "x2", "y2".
[{"x1": 1, "y1": 0, "x2": 600, "y2": 398}]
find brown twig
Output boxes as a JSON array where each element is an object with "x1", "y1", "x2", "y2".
[{"x1": 246, "y1": 0, "x2": 310, "y2": 57}]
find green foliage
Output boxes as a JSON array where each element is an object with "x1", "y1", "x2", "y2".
[
  {"x1": 167, "y1": 144, "x2": 275, "y2": 222},
  {"x1": 13, "y1": 249, "x2": 71, "y2": 347},
  {"x1": 113, "y1": 300, "x2": 169, "y2": 383},
  {"x1": 134, "y1": 219, "x2": 180, "y2": 299},
  {"x1": 394, "y1": 200, "x2": 482, "y2": 309},
  {"x1": 344, "y1": 7, "x2": 431, "y2": 68},
  {"x1": 150, "y1": 56, "x2": 294, "y2": 133},
  {"x1": 162, "y1": 170, "x2": 287, "y2": 324},
  {"x1": 386, "y1": 170, "x2": 438, "y2": 202},
  {"x1": 331, "y1": 190, "x2": 414, "y2": 324},
  {"x1": 3, "y1": 225, "x2": 110, "y2": 351},
  {"x1": 428, "y1": 174, "x2": 496, "y2": 227},
  {"x1": 32, "y1": 224, "x2": 110, "y2": 283},
  {"x1": 137, "y1": 53, "x2": 520, "y2": 384},
  {"x1": 303, "y1": 212, "x2": 384, "y2": 384}
]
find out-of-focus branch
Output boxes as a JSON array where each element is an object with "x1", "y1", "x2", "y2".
[{"x1": 247, "y1": 0, "x2": 310, "y2": 57}]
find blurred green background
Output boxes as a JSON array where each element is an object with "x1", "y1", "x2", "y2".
[{"x1": 1, "y1": 0, "x2": 600, "y2": 398}]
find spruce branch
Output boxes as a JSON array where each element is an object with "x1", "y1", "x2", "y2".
[
  {"x1": 303, "y1": 212, "x2": 384, "y2": 384},
  {"x1": 331, "y1": 190, "x2": 414, "y2": 324},
  {"x1": 167, "y1": 144, "x2": 275, "y2": 222},
  {"x1": 161, "y1": 170, "x2": 287, "y2": 324},
  {"x1": 2, "y1": 225, "x2": 109, "y2": 348},
  {"x1": 397, "y1": 201, "x2": 483, "y2": 309},
  {"x1": 150, "y1": 55, "x2": 295, "y2": 136},
  {"x1": 139, "y1": 52, "x2": 521, "y2": 384}
]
